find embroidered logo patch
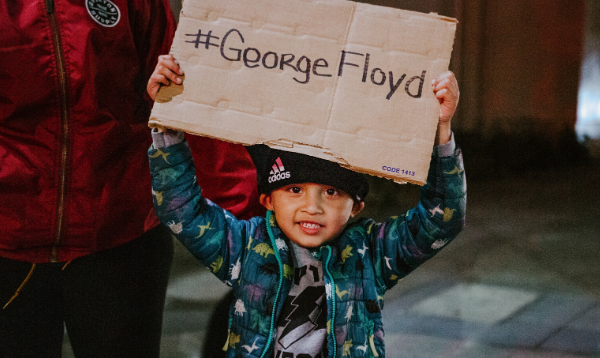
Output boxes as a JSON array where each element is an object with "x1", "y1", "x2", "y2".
[
  {"x1": 268, "y1": 157, "x2": 291, "y2": 183},
  {"x1": 270, "y1": 157, "x2": 286, "y2": 175},
  {"x1": 86, "y1": 0, "x2": 121, "y2": 27}
]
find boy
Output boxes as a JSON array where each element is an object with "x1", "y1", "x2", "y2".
[{"x1": 148, "y1": 55, "x2": 465, "y2": 357}]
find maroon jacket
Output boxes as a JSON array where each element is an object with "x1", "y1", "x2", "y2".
[{"x1": 0, "y1": 0, "x2": 263, "y2": 263}]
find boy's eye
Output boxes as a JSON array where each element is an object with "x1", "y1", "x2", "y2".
[
  {"x1": 325, "y1": 188, "x2": 338, "y2": 196},
  {"x1": 289, "y1": 186, "x2": 302, "y2": 194}
]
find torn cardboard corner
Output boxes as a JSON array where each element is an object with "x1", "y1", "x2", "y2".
[{"x1": 149, "y1": 0, "x2": 457, "y2": 185}]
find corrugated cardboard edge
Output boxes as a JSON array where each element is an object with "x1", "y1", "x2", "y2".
[{"x1": 149, "y1": 120, "x2": 415, "y2": 185}]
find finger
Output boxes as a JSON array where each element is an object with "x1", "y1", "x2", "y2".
[
  {"x1": 151, "y1": 73, "x2": 172, "y2": 87},
  {"x1": 147, "y1": 73, "x2": 173, "y2": 100},
  {"x1": 434, "y1": 75, "x2": 457, "y2": 91},
  {"x1": 147, "y1": 81, "x2": 158, "y2": 101},
  {"x1": 431, "y1": 71, "x2": 450, "y2": 84},
  {"x1": 154, "y1": 65, "x2": 183, "y2": 85},
  {"x1": 432, "y1": 78, "x2": 450, "y2": 93},
  {"x1": 435, "y1": 88, "x2": 448, "y2": 104},
  {"x1": 148, "y1": 73, "x2": 168, "y2": 87},
  {"x1": 157, "y1": 55, "x2": 184, "y2": 75},
  {"x1": 437, "y1": 88, "x2": 460, "y2": 107},
  {"x1": 431, "y1": 71, "x2": 456, "y2": 90},
  {"x1": 433, "y1": 84, "x2": 459, "y2": 106}
]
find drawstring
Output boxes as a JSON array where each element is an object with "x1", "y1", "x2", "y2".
[
  {"x1": 62, "y1": 260, "x2": 72, "y2": 270},
  {"x1": 3, "y1": 263, "x2": 36, "y2": 309},
  {"x1": 3, "y1": 260, "x2": 72, "y2": 309}
]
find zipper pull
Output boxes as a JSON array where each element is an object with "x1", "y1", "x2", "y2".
[{"x1": 45, "y1": 0, "x2": 54, "y2": 13}]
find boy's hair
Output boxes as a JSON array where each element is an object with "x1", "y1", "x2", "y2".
[{"x1": 259, "y1": 148, "x2": 369, "y2": 202}]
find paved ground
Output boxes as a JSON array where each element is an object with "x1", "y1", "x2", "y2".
[{"x1": 63, "y1": 158, "x2": 600, "y2": 357}]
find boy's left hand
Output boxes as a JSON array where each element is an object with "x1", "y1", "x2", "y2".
[
  {"x1": 147, "y1": 54, "x2": 185, "y2": 101},
  {"x1": 432, "y1": 71, "x2": 459, "y2": 145}
]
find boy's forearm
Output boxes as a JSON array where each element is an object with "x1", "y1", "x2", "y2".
[
  {"x1": 148, "y1": 138, "x2": 210, "y2": 250},
  {"x1": 434, "y1": 122, "x2": 452, "y2": 146},
  {"x1": 418, "y1": 137, "x2": 466, "y2": 244},
  {"x1": 148, "y1": 137, "x2": 252, "y2": 285},
  {"x1": 432, "y1": 132, "x2": 456, "y2": 157},
  {"x1": 373, "y1": 137, "x2": 465, "y2": 290},
  {"x1": 402, "y1": 137, "x2": 464, "y2": 256},
  {"x1": 406, "y1": 135, "x2": 464, "y2": 252}
]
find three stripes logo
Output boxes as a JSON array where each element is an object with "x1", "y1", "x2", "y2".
[{"x1": 268, "y1": 157, "x2": 291, "y2": 183}]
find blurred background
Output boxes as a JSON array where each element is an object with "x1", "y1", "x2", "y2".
[{"x1": 67, "y1": 0, "x2": 600, "y2": 356}]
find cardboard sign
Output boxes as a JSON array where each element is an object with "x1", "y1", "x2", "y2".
[{"x1": 149, "y1": 0, "x2": 457, "y2": 185}]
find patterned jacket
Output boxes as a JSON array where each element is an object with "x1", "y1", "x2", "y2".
[{"x1": 149, "y1": 139, "x2": 466, "y2": 358}]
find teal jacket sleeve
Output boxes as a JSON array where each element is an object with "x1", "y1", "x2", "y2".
[
  {"x1": 369, "y1": 140, "x2": 466, "y2": 292},
  {"x1": 148, "y1": 139, "x2": 260, "y2": 287}
]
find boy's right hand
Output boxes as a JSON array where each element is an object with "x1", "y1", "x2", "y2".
[{"x1": 147, "y1": 54, "x2": 185, "y2": 101}]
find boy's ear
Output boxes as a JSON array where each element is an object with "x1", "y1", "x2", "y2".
[
  {"x1": 259, "y1": 194, "x2": 274, "y2": 210},
  {"x1": 351, "y1": 201, "x2": 365, "y2": 217}
]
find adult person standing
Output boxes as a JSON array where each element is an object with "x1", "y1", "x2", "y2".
[{"x1": 0, "y1": 1, "x2": 263, "y2": 357}]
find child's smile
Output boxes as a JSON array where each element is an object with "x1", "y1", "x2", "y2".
[
  {"x1": 299, "y1": 221, "x2": 323, "y2": 235},
  {"x1": 260, "y1": 183, "x2": 364, "y2": 248}
]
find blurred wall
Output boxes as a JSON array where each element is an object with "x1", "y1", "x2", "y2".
[{"x1": 457, "y1": 0, "x2": 584, "y2": 137}]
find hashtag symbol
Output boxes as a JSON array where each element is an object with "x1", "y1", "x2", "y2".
[{"x1": 185, "y1": 30, "x2": 220, "y2": 50}]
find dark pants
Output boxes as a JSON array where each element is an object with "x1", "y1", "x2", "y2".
[
  {"x1": 202, "y1": 291, "x2": 234, "y2": 358},
  {"x1": 0, "y1": 224, "x2": 174, "y2": 358}
]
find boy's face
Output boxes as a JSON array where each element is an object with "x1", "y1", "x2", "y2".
[{"x1": 260, "y1": 183, "x2": 365, "y2": 248}]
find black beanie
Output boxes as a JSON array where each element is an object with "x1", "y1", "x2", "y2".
[{"x1": 258, "y1": 148, "x2": 369, "y2": 202}]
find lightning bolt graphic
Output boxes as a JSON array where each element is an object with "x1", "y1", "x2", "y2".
[{"x1": 277, "y1": 286, "x2": 326, "y2": 349}]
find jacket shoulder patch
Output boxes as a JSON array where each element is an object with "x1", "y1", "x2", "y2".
[{"x1": 86, "y1": 0, "x2": 121, "y2": 27}]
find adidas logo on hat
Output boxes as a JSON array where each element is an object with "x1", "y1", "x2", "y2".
[{"x1": 268, "y1": 157, "x2": 291, "y2": 183}]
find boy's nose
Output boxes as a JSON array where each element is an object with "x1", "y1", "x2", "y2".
[{"x1": 301, "y1": 188, "x2": 324, "y2": 214}]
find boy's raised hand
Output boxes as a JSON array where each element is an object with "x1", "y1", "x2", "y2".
[
  {"x1": 432, "y1": 71, "x2": 459, "y2": 145},
  {"x1": 147, "y1": 54, "x2": 185, "y2": 101}
]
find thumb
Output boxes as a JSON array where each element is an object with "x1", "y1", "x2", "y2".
[{"x1": 147, "y1": 81, "x2": 159, "y2": 102}]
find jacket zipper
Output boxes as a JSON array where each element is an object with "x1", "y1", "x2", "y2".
[
  {"x1": 260, "y1": 210, "x2": 284, "y2": 358},
  {"x1": 323, "y1": 246, "x2": 336, "y2": 358},
  {"x1": 45, "y1": 0, "x2": 70, "y2": 262}
]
